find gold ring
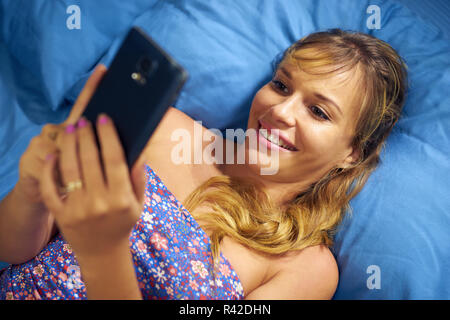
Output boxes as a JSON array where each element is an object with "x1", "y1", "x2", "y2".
[{"x1": 60, "y1": 180, "x2": 83, "y2": 194}]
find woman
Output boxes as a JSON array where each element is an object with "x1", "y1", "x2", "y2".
[{"x1": 0, "y1": 29, "x2": 407, "y2": 299}]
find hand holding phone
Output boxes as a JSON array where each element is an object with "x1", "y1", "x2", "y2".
[{"x1": 15, "y1": 65, "x2": 108, "y2": 206}]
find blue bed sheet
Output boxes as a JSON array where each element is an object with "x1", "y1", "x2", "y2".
[{"x1": 0, "y1": 0, "x2": 449, "y2": 299}]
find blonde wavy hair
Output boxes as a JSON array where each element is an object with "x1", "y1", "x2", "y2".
[{"x1": 184, "y1": 29, "x2": 408, "y2": 264}]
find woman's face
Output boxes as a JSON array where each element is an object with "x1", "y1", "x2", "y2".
[{"x1": 245, "y1": 61, "x2": 363, "y2": 184}]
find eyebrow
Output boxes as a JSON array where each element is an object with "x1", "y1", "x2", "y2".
[
  {"x1": 313, "y1": 93, "x2": 343, "y2": 117},
  {"x1": 279, "y1": 66, "x2": 344, "y2": 117},
  {"x1": 279, "y1": 66, "x2": 293, "y2": 79}
]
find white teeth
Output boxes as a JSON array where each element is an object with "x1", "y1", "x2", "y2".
[
  {"x1": 268, "y1": 134, "x2": 278, "y2": 144},
  {"x1": 260, "y1": 130, "x2": 294, "y2": 151}
]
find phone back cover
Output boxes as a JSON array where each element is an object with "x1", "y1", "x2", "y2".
[{"x1": 83, "y1": 27, "x2": 188, "y2": 168}]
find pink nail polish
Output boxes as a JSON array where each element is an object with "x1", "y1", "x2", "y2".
[
  {"x1": 98, "y1": 114, "x2": 108, "y2": 125},
  {"x1": 77, "y1": 118, "x2": 88, "y2": 128},
  {"x1": 46, "y1": 154, "x2": 54, "y2": 161},
  {"x1": 65, "y1": 124, "x2": 76, "y2": 134}
]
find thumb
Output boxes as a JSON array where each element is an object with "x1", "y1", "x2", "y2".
[
  {"x1": 64, "y1": 64, "x2": 108, "y2": 125},
  {"x1": 131, "y1": 160, "x2": 148, "y2": 207}
]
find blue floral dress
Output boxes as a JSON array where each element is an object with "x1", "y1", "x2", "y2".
[{"x1": 0, "y1": 165, "x2": 244, "y2": 300}]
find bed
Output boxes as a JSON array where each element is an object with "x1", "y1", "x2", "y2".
[{"x1": 0, "y1": 0, "x2": 449, "y2": 299}]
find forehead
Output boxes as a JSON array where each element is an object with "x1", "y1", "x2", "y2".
[{"x1": 278, "y1": 61, "x2": 365, "y2": 121}]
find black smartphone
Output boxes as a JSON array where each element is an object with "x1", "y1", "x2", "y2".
[{"x1": 82, "y1": 27, "x2": 188, "y2": 168}]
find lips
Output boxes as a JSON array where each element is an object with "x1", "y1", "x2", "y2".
[{"x1": 257, "y1": 120, "x2": 298, "y2": 152}]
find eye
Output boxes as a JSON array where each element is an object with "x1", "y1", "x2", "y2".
[
  {"x1": 310, "y1": 105, "x2": 330, "y2": 121},
  {"x1": 270, "y1": 79, "x2": 289, "y2": 94}
]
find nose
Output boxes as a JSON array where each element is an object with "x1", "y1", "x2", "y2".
[{"x1": 268, "y1": 96, "x2": 297, "y2": 128}]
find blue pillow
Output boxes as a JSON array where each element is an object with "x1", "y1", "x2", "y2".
[
  {"x1": 1, "y1": 0, "x2": 449, "y2": 299},
  {"x1": 0, "y1": 0, "x2": 158, "y2": 124}
]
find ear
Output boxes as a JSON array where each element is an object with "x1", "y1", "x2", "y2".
[{"x1": 340, "y1": 144, "x2": 361, "y2": 169}]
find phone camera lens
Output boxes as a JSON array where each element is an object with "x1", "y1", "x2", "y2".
[
  {"x1": 137, "y1": 56, "x2": 157, "y2": 78},
  {"x1": 140, "y1": 57, "x2": 151, "y2": 73}
]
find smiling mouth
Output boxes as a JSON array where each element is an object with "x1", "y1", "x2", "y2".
[{"x1": 257, "y1": 121, "x2": 298, "y2": 152}]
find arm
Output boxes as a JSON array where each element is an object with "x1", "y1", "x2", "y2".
[
  {"x1": 245, "y1": 246, "x2": 339, "y2": 300},
  {"x1": 0, "y1": 185, "x2": 55, "y2": 264}
]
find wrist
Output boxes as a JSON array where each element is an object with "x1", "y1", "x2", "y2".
[
  {"x1": 75, "y1": 240, "x2": 132, "y2": 269},
  {"x1": 75, "y1": 241, "x2": 141, "y2": 300}
]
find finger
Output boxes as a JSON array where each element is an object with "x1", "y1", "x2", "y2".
[
  {"x1": 20, "y1": 137, "x2": 59, "y2": 184},
  {"x1": 42, "y1": 123, "x2": 67, "y2": 150},
  {"x1": 31, "y1": 137, "x2": 64, "y2": 193},
  {"x1": 96, "y1": 113, "x2": 132, "y2": 192},
  {"x1": 30, "y1": 145, "x2": 61, "y2": 186},
  {"x1": 40, "y1": 153, "x2": 64, "y2": 214},
  {"x1": 59, "y1": 123, "x2": 84, "y2": 195},
  {"x1": 65, "y1": 64, "x2": 108, "y2": 125},
  {"x1": 41, "y1": 124, "x2": 62, "y2": 143},
  {"x1": 76, "y1": 117, "x2": 107, "y2": 194},
  {"x1": 27, "y1": 135, "x2": 60, "y2": 163},
  {"x1": 36, "y1": 126, "x2": 65, "y2": 187}
]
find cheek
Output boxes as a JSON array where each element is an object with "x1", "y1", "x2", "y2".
[
  {"x1": 299, "y1": 124, "x2": 345, "y2": 159},
  {"x1": 248, "y1": 87, "x2": 272, "y2": 127}
]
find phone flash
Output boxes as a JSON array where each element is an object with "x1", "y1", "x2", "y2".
[{"x1": 131, "y1": 72, "x2": 147, "y2": 85}]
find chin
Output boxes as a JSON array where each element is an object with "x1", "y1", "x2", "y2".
[{"x1": 242, "y1": 142, "x2": 281, "y2": 177}]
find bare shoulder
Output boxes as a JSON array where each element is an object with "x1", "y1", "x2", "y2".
[
  {"x1": 245, "y1": 245, "x2": 339, "y2": 300},
  {"x1": 142, "y1": 106, "x2": 223, "y2": 203},
  {"x1": 146, "y1": 106, "x2": 219, "y2": 150},
  {"x1": 145, "y1": 106, "x2": 222, "y2": 166},
  {"x1": 147, "y1": 106, "x2": 196, "y2": 145}
]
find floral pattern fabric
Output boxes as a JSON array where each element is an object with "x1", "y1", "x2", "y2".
[{"x1": 0, "y1": 165, "x2": 244, "y2": 300}]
